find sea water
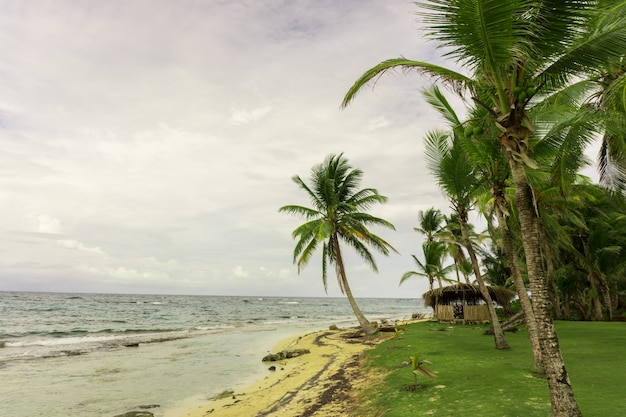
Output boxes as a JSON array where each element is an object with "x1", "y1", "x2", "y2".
[{"x1": 0, "y1": 292, "x2": 428, "y2": 417}]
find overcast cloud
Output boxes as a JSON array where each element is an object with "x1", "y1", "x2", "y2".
[{"x1": 0, "y1": 0, "x2": 469, "y2": 298}]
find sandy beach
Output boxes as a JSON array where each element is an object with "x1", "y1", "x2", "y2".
[{"x1": 177, "y1": 327, "x2": 386, "y2": 417}]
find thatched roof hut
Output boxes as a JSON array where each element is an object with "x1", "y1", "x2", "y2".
[
  {"x1": 423, "y1": 283, "x2": 516, "y2": 308},
  {"x1": 422, "y1": 283, "x2": 516, "y2": 323}
]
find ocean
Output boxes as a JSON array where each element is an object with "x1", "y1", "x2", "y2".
[{"x1": 0, "y1": 291, "x2": 428, "y2": 417}]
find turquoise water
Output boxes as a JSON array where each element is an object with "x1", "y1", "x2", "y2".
[{"x1": 0, "y1": 292, "x2": 428, "y2": 417}]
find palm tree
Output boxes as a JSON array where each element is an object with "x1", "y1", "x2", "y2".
[
  {"x1": 414, "y1": 208, "x2": 444, "y2": 243},
  {"x1": 423, "y1": 126, "x2": 509, "y2": 349},
  {"x1": 585, "y1": 6, "x2": 626, "y2": 192},
  {"x1": 341, "y1": 2, "x2": 626, "y2": 413},
  {"x1": 430, "y1": 86, "x2": 545, "y2": 372},
  {"x1": 414, "y1": 207, "x2": 470, "y2": 283},
  {"x1": 279, "y1": 153, "x2": 397, "y2": 335},
  {"x1": 437, "y1": 213, "x2": 472, "y2": 284},
  {"x1": 401, "y1": 241, "x2": 455, "y2": 291}
]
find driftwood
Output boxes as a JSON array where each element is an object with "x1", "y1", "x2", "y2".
[
  {"x1": 262, "y1": 349, "x2": 311, "y2": 362},
  {"x1": 484, "y1": 310, "x2": 525, "y2": 335}
]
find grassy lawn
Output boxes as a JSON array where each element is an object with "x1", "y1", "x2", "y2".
[{"x1": 355, "y1": 321, "x2": 625, "y2": 417}]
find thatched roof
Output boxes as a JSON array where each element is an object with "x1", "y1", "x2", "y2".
[{"x1": 422, "y1": 283, "x2": 516, "y2": 308}]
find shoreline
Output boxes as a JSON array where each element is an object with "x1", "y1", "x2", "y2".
[{"x1": 174, "y1": 326, "x2": 389, "y2": 417}]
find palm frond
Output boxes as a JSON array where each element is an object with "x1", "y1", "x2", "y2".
[
  {"x1": 296, "y1": 237, "x2": 319, "y2": 272},
  {"x1": 541, "y1": 15, "x2": 626, "y2": 88},
  {"x1": 400, "y1": 270, "x2": 426, "y2": 286},
  {"x1": 422, "y1": 85, "x2": 462, "y2": 127},
  {"x1": 342, "y1": 58, "x2": 473, "y2": 108},
  {"x1": 278, "y1": 204, "x2": 321, "y2": 219},
  {"x1": 418, "y1": 0, "x2": 531, "y2": 86}
]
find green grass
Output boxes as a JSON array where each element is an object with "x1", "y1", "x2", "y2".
[{"x1": 355, "y1": 321, "x2": 625, "y2": 417}]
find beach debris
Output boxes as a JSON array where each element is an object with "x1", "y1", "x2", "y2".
[
  {"x1": 329, "y1": 324, "x2": 339, "y2": 330},
  {"x1": 262, "y1": 348, "x2": 310, "y2": 362},
  {"x1": 210, "y1": 390, "x2": 234, "y2": 401},
  {"x1": 113, "y1": 411, "x2": 154, "y2": 417},
  {"x1": 378, "y1": 325, "x2": 398, "y2": 332},
  {"x1": 268, "y1": 365, "x2": 276, "y2": 371},
  {"x1": 113, "y1": 404, "x2": 159, "y2": 417}
]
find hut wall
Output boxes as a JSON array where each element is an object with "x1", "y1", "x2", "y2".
[
  {"x1": 435, "y1": 305, "x2": 454, "y2": 321},
  {"x1": 435, "y1": 304, "x2": 490, "y2": 323},
  {"x1": 464, "y1": 304, "x2": 490, "y2": 322}
]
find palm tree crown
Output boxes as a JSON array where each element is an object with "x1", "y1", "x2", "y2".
[{"x1": 279, "y1": 153, "x2": 397, "y2": 291}]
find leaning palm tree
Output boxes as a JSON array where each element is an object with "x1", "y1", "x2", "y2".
[
  {"x1": 279, "y1": 154, "x2": 397, "y2": 335},
  {"x1": 341, "y1": 2, "x2": 626, "y2": 413}
]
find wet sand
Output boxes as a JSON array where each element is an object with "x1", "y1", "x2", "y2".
[{"x1": 177, "y1": 327, "x2": 385, "y2": 417}]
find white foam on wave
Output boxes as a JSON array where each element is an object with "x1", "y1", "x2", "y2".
[{"x1": 5, "y1": 334, "x2": 126, "y2": 347}]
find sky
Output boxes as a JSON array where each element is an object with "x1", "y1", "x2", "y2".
[{"x1": 0, "y1": 0, "x2": 599, "y2": 298}]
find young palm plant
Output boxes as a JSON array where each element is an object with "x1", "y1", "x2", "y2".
[
  {"x1": 279, "y1": 154, "x2": 397, "y2": 335},
  {"x1": 409, "y1": 353, "x2": 436, "y2": 389}
]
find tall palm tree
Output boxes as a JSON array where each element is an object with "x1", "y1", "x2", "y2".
[
  {"x1": 279, "y1": 154, "x2": 397, "y2": 335},
  {"x1": 341, "y1": 2, "x2": 626, "y2": 413},
  {"x1": 424, "y1": 127, "x2": 510, "y2": 349},
  {"x1": 429, "y1": 85, "x2": 546, "y2": 373}
]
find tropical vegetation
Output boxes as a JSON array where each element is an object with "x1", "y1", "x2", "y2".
[{"x1": 340, "y1": 1, "x2": 626, "y2": 415}]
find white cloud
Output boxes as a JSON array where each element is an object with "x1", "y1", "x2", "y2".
[
  {"x1": 229, "y1": 106, "x2": 273, "y2": 125},
  {"x1": 232, "y1": 266, "x2": 250, "y2": 278},
  {"x1": 34, "y1": 214, "x2": 63, "y2": 234},
  {"x1": 57, "y1": 239, "x2": 106, "y2": 256},
  {"x1": 366, "y1": 116, "x2": 391, "y2": 131}
]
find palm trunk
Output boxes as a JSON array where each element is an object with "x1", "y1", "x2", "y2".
[
  {"x1": 508, "y1": 159, "x2": 581, "y2": 416},
  {"x1": 582, "y1": 239, "x2": 613, "y2": 321},
  {"x1": 458, "y1": 209, "x2": 509, "y2": 349},
  {"x1": 493, "y1": 196, "x2": 544, "y2": 374},
  {"x1": 455, "y1": 250, "x2": 471, "y2": 284},
  {"x1": 543, "y1": 249, "x2": 563, "y2": 319},
  {"x1": 333, "y1": 237, "x2": 376, "y2": 335}
]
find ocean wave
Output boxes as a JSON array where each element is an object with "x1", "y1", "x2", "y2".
[{"x1": 0, "y1": 330, "x2": 199, "y2": 363}]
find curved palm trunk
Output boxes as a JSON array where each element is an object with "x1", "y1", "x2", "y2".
[
  {"x1": 458, "y1": 210, "x2": 509, "y2": 349},
  {"x1": 333, "y1": 237, "x2": 377, "y2": 335},
  {"x1": 493, "y1": 195, "x2": 544, "y2": 374},
  {"x1": 508, "y1": 159, "x2": 581, "y2": 416}
]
